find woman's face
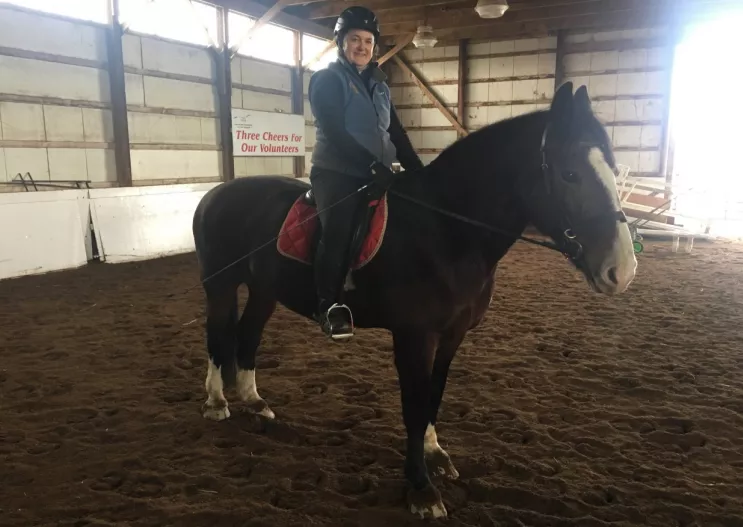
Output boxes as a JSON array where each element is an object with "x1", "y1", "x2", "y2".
[{"x1": 343, "y1": 28, "x2": 375, "y2": 68}]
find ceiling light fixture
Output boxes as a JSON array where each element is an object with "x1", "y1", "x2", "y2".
[
  {"x1": 412, "y1": 25, "x2": 438, "y2": 48},
  {"x1": 474, "y1": 0, "x2": 509, "y2": 19}
]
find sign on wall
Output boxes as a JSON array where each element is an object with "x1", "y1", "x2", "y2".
[{"x1": 232, "y1": 108, "x2": 305, "y2": 156}]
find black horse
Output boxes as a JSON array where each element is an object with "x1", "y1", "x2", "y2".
[{"x1": 191, "y1": 82, "x2": 637, "y2": 519}]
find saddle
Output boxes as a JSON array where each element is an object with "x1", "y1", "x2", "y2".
[{"x1": 277, "y1": 185, "x2": 388, "y2": 270}]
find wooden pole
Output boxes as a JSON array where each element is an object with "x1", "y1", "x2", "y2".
[
  {"x1": 554, "y1": 29, "x2": 567, "y2": 90},
  {"x1": 215, "y1": 7, "x2": 235, "y2": 181},
  {"x1": 392, "y1": 54, "x2": 467, "y2": 136},
  {"x1": 293, "y1": 31, "x2": 306, "y2": 179},
  {"x1": 457, "y1": 39, "x2": 467, "y2": 137},
  {"x1": 107, "y1": 0, "x2": 132, "y2": 186}
]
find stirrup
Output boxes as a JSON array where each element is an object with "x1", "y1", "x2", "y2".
[{"x1": 322, "y1": 303, "x2": 354, "y2": 340}]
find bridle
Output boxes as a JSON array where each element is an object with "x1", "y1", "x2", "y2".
[{"x1": 388, "y1": 123, "x2": 629, "y2": 268}]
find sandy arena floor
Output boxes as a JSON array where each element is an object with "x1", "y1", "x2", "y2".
[{"x1": 1, "y1": 239, "x2": 743, "y2": 526}]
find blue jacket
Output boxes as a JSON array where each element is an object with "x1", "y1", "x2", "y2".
[{"x1": 309, "y1": 57, "x2": 422, "y2": 179}]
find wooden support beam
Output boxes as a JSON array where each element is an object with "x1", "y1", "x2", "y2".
[
  {"x1": 214, "y1": 0, "x2": 333, "y2": 40},
  {"x1": 554, "y1": 29, "x2": 567, "y2": 90},
  {"x1": 106, "y1": 0, "x2": 132, "y2": 187},
  {"x1": 306, "y1": 0, "x2": 469, "y2": 20},
  {"x1": 230, "y1": 0, "x2": 291, "y2": 58},
  {"x1": 292, "y1": 31, "x2": 306, "y2": 179},
  {"x1": 381, "y1": 0, "x2": 669, "y2": 35},
  {"x1": 392, "y1": 54, "x2": 467, "y2": 136},
  {"x1": 457, "y1": 39, "x2": 467, "y2": 137},
  {"x1": 378, "y1": 33, "x2": 415, "y2": 66},
  {"x1": 215, "y1": 7, "x2": 235, "y2": 181},
  {"x1": 303, "y1": 39, "x2": 335, "y2": 69}
]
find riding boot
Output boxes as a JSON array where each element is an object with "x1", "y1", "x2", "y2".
[{"x1": 314, "y1": 239, "x2": 354, "y2": 340}]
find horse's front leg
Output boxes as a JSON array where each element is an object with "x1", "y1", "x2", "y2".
[
  {"x1": 425, "y1": 328, "x2": 466, "y2": 481},
  {"x1": 392, "y1": 329, "x2": 446, "y2": 520}
]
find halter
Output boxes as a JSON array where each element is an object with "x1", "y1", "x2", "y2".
[{"x1": 538, "y1": 123, "x2": 628, "y2": 269}]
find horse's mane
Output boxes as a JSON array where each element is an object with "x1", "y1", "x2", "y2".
[{"x1": 427, "y1": 110, "x2": 550, "y2": 172}]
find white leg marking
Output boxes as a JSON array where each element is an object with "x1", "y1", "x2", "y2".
[
  {"x1": 588, "y1": 147, "x2": 637, "y2": 293},
  {"x1": 203, "y1": 359, "x2": 230, "y2": 421},
  {"x1": 236, "y1": 369, "x2": 275, "y2": 419},
  {"x1": 423, "y1": 423, "x2": 459, "y2": 479},
  {"x1": 424, "y1": 423, "x2": 440, "y2": 455}
]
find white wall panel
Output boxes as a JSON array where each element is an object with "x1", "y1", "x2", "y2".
[
  {"x1": 141, "y1": 37, "x2": 213, "y2": 79},
  {"x1": 130, "y1": 150, "x2": 221, "y2": 181},
  {"x1": 44, "y1": 106, "x2": 86, "y2": 142},
  {"x1": 122, "y1": 34, "x2": 143, "y2": 69},
  {"x1": 48, "y1": 148, "x2": 88, "y2": 180},
  {"x1": 89, "y1": 183, "x2": 219, "y2": 264},
  {"x1": 85, "y1": 149, "x2": 117, "y2": 183},
  {"x1": 0, "y1": 149, "x2": 6, "y2": 181},
  {"x1": 125, "y1": 73, "x2": 145, "y2": 106},
  {"x1": 241, "y1": 91, "x2": 292, "y2": 113},
  {"x1": 240, "y1": 58, "x2": 291, "y2": 92},
  {"x1": 82, "y1": 108, "x2": 114, "y2": 142},
  {"x1": 0, "y1": 7, "x2": 107, "y2": 62},
  {"x1": 562, "y1": 27, "x2": 671, "y2": 177},
  {"x1": 4, "y1": 147, "x2": 50, "y2": 180},
  {"x1": 142, "y1": 76, "x2": 216, "y2": 112},
  {"x1": 0, "y1": 102, "x2": 45, "y2": 140},
  {"x1": 0, "y1": 56, "x2": 110, "y2": 102},
  {"x1": 0, "y1": 189, "x2": 90, "y2": 279}
]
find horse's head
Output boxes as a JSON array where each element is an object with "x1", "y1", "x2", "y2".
[{"x1": 522, "y1": 81, "x2": 637, "y2": 295}]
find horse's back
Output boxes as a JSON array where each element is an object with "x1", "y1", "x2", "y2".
[{"x1": 193, "y1": 175, "x2": 310, "y2": 279}]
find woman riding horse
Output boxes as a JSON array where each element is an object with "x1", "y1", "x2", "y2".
[{"x1": 308, "y1": 6, "x2": 424, "y2": 340}]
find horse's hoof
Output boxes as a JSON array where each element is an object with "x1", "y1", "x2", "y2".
[
  {"x1": 245, "y1": 398, "x2": 275, "y2": 419},
  {"x1": 202, "y1": 402, "x2": 230, "y2": 421},
  {"x1": 427, "y1": 449, "x2": 460, "y2": 480},
  {"x1": 408, "y1": 484, "x2": 447, "y2": 520}
]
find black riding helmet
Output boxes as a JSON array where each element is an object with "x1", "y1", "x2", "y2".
[{"x1": 334, "y1": 6, "x2": 380, "y2": 46}]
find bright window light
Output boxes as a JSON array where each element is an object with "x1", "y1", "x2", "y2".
[
  {"x1": 120, "y1": 0, "x2": 219, "y2": 47},
  {"x1": 669, "y1": 8, "x2": 743, "y2": 238},
  {"x1": 229, "y1": 11, "x2": 295, "y2": 66},
  {"x1": 2, "y1": 0, "x2": 110, "y2": 24},
  {"x1": 302, "y1": 33, "x2": 336, "y2": 71}
]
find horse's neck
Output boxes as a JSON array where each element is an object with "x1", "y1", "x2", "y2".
[{"x1": 409, "y1": 113, "x2": 547, "y2": 267}]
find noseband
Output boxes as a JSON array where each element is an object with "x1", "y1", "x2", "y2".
[{"x1": 539, "y1": 125, "x2": 628, "y2": 268}]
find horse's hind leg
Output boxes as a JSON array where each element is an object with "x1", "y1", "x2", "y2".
[
  {"x1": 235, "y1": 288, "x2": 277, "y2": 419},
  {"x1": 202, "y1": 287, "x2": 238, "y2": 421}
]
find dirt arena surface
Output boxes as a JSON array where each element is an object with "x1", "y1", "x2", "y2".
[{"x1": 2, "y1": 239, "x2": 743, "y2": 526}]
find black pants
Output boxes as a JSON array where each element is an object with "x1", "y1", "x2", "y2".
[{"x1": 309, "y1": 167, "x2": 368, "y2": 312}]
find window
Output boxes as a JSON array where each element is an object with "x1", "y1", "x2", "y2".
[
  {"x1": 302, "y1": 33, "x2": 336, "y2": 71},
  {"x1": 120, "y1": 0, "x2": 219, "y2": 47},
  {"x1": 228, "y1": 11, "x2": 295, "y2": 66},
  {"x1": 2, "y1": 0, "x2": 109, "y2": 24}
]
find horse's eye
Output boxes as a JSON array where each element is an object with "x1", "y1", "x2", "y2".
[{"x1": 561, "y1": 171, "x2": 580, "y2": 183}]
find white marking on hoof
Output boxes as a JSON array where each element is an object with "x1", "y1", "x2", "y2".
[
  {"x1": 202, "y1": 403, "x2": 230, "y2": 421},
  {"x1": 203, "y1": 359, "x2": 229, "y2": 420},
  {"x1": 410, "y1": 501, "x2": 447, "y2": 519},
  {"x1": 236, "y1": 369, "x2": 275, "y2": 419}
]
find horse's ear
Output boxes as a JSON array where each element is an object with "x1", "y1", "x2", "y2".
[
  {"x1": 574, "y1": 84, "x2": 592, "y2": 114},
  {"x1": 549, "y1": 81, "x2": 574, "y2": 129}
]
